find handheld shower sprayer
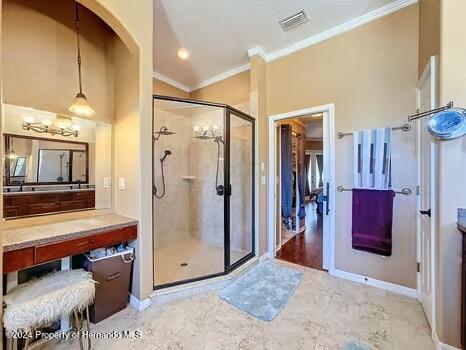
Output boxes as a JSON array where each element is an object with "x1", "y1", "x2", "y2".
[
  {"x1": 154, "y1": 149, "x2": 172, "y2": 199},
  {"x1": 160, "y1": 150, "x2": 172, "y2": 162}
]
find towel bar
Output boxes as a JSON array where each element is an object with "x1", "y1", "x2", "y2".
[
  {"x1": 336, "y1": 123, "x2": 411, "y2": 139},
  {"x1": 336, "y1": 186, "x2": 412, "y2": 196}
]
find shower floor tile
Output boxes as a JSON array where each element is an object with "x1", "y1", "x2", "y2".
[{"x1": 154, "y1": 238, "x2": 247, "y2": 286}]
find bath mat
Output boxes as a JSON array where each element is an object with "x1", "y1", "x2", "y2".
[
  {"x1": 343, "y1": 341, "x2": 372, "y2": 350},
  {"x1": 219, "y1": 261, "x2": 303, "y2": 321}
]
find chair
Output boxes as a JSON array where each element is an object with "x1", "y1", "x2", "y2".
[{"x1": 3, "y1": 269, "x2": 95, "y2": 350}]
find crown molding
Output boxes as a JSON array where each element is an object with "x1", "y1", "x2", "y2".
[
  {"x1": 248, "y1": 47, "x2": 267, "y2": 61},
  {"x1": 190, "y1": 63, "x2": 250, "y2": 92},
  {"x1": 266, "y1": 0, "x2": 417, "y2": 62},
  {"x1": 153, "y1": 72, "x2": 191, "y2": 93}
]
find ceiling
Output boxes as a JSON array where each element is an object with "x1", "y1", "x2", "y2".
[{"x1": 154, "y1": 0, "x2": 412, "y2": 90}]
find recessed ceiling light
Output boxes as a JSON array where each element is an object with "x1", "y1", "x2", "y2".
[{"x1": 177, "y1": 48, "x2": 189, "y2": 60}]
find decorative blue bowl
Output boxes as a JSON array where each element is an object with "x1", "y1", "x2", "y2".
[{"x1": 427, "y1": 108, "x2": 466, "y2": 140}]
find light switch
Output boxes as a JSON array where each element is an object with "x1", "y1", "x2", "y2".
[
  {"x1": 103, "y1": 177, "x2": 110, "y2": 189},
  {"x1": 118, "y1": 177, "x2": 126, "y2": 190},
  {"x1": 261, "y1": 175, "x2": 266, "y2": 185},
  {"x1": 260, "y1": 162, "x2": 265, "y2": 171}
]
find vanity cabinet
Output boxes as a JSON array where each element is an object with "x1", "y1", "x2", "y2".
[
  {"x1": 3, "y1": 190, "x2": 95, "y2": 218},
  {"x1": 3, "y1": 225, "x2": 137, "y2": 273}
]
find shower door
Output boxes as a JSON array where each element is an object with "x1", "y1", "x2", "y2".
[
  {"x1": 153, "y1": 96, "x2": 255, "y2": 289},
  {"x1": 152, "y1": 97, "x2": 226, "y2": 288},
  {"x1": 225, "y1": 109, "x2": 255, "y2": 269}
]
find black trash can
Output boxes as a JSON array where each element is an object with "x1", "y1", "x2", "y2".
[{"x1": 83, "y1": 247, "x2": 134, "y2": 323}]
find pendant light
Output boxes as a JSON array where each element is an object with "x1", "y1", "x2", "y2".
[{"x1": 68, "y1": 2, "x2": 95, "y2": 117}]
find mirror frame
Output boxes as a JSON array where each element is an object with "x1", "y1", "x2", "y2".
[{"x1": 4, "y1": 133, "x2": 89, "y2": 186}]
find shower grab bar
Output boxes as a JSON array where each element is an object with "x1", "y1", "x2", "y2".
[
  {"x1": 336, "y1": 185, "x2": 412, "y2": 196},
  {"x1": 336, "y1": 123, "x2": 411, "y2": 139}
]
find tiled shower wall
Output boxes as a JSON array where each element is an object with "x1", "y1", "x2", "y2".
[{"x1": 154, "y1": 104, "x2": 252, "y2": 255}]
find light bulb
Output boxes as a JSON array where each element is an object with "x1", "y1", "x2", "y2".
[
  {"x1": 177, "y1": 48, "x2": 189, "y2": 60},
  {"x1": 202, "y1": 125, "x2": 209, "y2": 132},
  {"x1": 193, "y1": 126, "x2": 200, "y2": 132},
  {"x1": 212, "y1": 125, "x2": 218, "y2": 131},
  {"x1": 72, "y1": 124, "x2": 81, "y2": 131}
]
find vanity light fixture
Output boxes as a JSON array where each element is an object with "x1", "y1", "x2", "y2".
[
  {"x1": 22, "y1": 115, "x2": 80, "y2": 137},
  {"x1": 68, "y1": 2, "x2": 95, "y2": 117},
  {"x1": 193, "y1": 124, "x2": 223, "y2": 140}
]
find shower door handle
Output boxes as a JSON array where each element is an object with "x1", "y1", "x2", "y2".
[
  {"x1": 216, "y1": 185, "x2": 225, "y2": 196},
  {"x1": 323, "y1": 182, "x2": 330, "y2": 215},
  {"x1": 216, "y1": 184, "x2": 231, "y2": 196}
]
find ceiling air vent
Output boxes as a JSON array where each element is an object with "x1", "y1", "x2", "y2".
[{"x1": 279, "y1": 10, "x2": 309, "y2": 32}]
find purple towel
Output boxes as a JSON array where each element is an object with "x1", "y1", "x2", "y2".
[{"x1": 352, "y1": 188, "x2": 394, "y2": 256}]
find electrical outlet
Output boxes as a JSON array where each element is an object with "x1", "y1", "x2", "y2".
[
  {"x1": 118, "y1": 177, "x2": 126, "y2": 190},
  {"x1": 260, "y1": 162, "x2": 265, "y2": 171}
]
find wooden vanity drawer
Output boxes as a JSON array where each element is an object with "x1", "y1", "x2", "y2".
[
  {"x1": 28, "y1": 203, "x2": 61, "y2": 215},
  {"x1": 76, "y1": 191, "x2": 94, "y2": 200},
  {"x1": 3, "y1": 225, "x2": 137, "y2": 273},
  {"x1": 3, "y1": 247, "x2": 35, "y2": 274},
  {"x1": 61, "y1": 200, "x2": 87, "y2": 211},
  {"x1": 34, "y1": 226, "x2": 137, "y2": 264}
]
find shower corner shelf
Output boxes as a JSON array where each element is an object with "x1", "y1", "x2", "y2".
[{"x1": 182, "y1": 176, "x2": 196, "y2": 181}]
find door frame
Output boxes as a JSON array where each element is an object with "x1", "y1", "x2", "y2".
[
  {"x1": 267, "y1": 104, "x2": 336, "y2": 272},
  {"x1": 416, "y1": 56, "x2": 437, "y2": 331}
]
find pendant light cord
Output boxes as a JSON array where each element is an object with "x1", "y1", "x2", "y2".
[{"x1": 75, "y1": 2, "x2": 83, "y2": 95}]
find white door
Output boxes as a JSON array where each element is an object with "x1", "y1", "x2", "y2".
[{"x1": 417, "y1": 57, "x2": 437, "y2": 328}]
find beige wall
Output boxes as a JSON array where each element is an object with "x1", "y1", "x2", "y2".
[
  {"x1": 153, "y1": 78, "x2": 189, "y2": 99},
  {"x1": 266, "y1": 5, "x2": 419, "y2": 287},
  {"x1": 435, "y1": 0, "x2": 466, "y2": 346},
  {"x1": 250, "y1": 55, "x2": 267, "y2": 254},
  {"x1": 418, "y1": 0, "x2": 440, "y2": 77},
  {"x1": 112, "y1": 38, "x2": 139, "y2": 220},
  {"x1": 191, "y1": 70, "x2": 250, "y2": 107},
  {"x1": 82, "y1": 0, "x2": 154, "y2": 301},
  {"x1": 2, "y1": 0, "x2": 115, "y2": 124}
]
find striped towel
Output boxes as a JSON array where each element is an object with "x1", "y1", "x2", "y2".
[{"x1": 353, "y1": 128, "x2": 392, "y2": 189}]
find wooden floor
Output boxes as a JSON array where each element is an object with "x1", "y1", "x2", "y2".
[{"x1": 276, "y1": 202, "x2": 324, "y2": 270}]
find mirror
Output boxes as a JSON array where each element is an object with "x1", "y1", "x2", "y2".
[
  {"x1": 5, "y1": 134, "x2": 88, "y2": 185},
  {"x1": 2, "y1": 103, "x2": 113, "y2": 218}
]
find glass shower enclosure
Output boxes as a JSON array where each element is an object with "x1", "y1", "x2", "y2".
[{"x1": 152, "y1": 95, "x2": 255, "y2": 289}]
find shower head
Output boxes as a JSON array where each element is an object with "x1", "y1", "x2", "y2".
[
  {"x1": 160, "y1": 149, "x2": 172, "y2": 162},
  {"x1": 154, "y1": 126, "x2": 176, "y2": 141}
]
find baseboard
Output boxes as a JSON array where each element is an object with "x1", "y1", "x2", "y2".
[
  {"x1": 433, "y1": 330, "x2": 461, "y2": 350},
  {"x1": 129, "y1": 294, "x2": 151, "y2": 312},
  {"x1": 331, "y1": 268, "x2": 418, "y2": 299}
]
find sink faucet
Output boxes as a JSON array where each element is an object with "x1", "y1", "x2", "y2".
[
  {"x1": 77, "y1": 179, "x2": 82, "y2": 189},
  {"x1": 19, "y1": 180, "x2": 24, "y2": 192}
]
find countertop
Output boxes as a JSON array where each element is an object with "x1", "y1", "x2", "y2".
[
  {"x1": 3, "y1": 188, "x2": 95, "y2": 196},
  {"x1": 3, "y1": 213, "x2": 138, "y2": 252},
  {"x1": 459, "y1": 208, "x2": 466, "y2": 233}
]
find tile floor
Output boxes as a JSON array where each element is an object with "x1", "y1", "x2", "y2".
[
  {"x1": 154, "y1": 238, "x2": 247, "y2": 286},
  {"x1": 47, "y1": 260, "x2": 434, "y2": 350}
]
